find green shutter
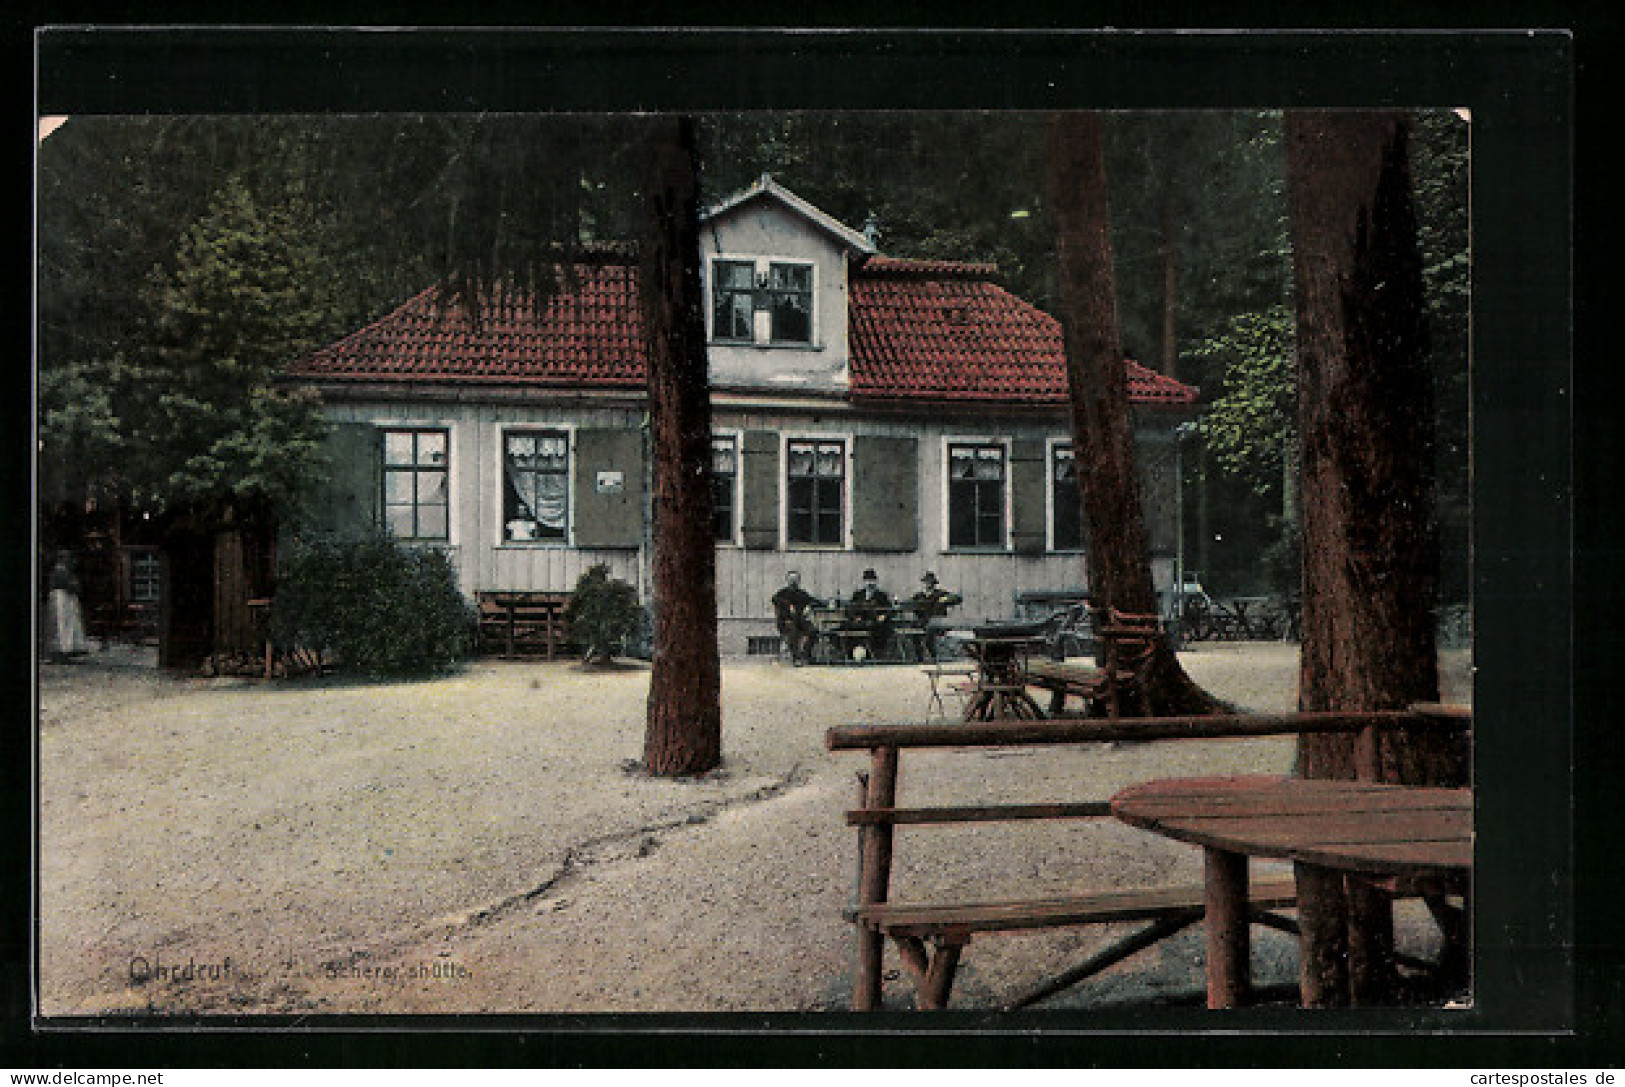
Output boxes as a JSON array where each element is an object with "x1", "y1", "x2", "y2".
[
  {"x1": 739, "y1": 430, "x2": 780, "y2": 550},
  {"x1": 310, "y1": 422, "x2": 381, "y2": 538},
  {"x1": 572, "y1": 428, "x2": 645, "y2": 548},
  {"x1": 851, "y1": 435, "x2": 918, "y2": 552},
  {"x1": 1009, "y1": 439, "x2": 1047, "y2": 554}
]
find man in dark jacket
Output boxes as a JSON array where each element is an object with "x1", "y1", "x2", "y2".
[
  {"x1": 847, "y1": 568, "x2": 894, "y2": 661},
  {"x1": 771, "y1": 571, "x2": 824, "y2": 665}
]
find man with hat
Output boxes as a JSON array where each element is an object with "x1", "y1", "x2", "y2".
[
  {"x1": 910, "y1": 571, "x2": 963, "y2": 659},
  {"x1": 846, "y1": 568, "x2": 893, "y2": 661}
]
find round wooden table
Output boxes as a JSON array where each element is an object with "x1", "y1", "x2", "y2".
[
  {"x1": 1111, "y1": 774, "x2": 1472, "y2": 1008},
  {"x1": 960, "y1": 635, "x2": 1046, "y2": 720}
]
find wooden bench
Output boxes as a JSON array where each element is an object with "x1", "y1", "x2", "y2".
[
  {"x1": 826, "y1": 709, "x2": 1472, "y2": 1011},
  {"x1": 1023, "y1": 608, "x2": 1162, "y2": 718},
  {"x1": 478, "y1": 591, "x2": 571, "y2": 660}
]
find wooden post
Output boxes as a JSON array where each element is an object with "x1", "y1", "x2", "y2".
[
  {"x1": 1355, "y1": 720, "x2": 1383, "y2": 782},
  {"x1": 1296, "y1": 862, "x2": 1350, "y2": 1006},
  {"x1": 854, "y1": 745, "x2": 899, "y2": 1011},
  {"x1": 919, "y1": 937, "x2": 965, "y2": 1010},
  {"x1": 1204, "y1": 847, "x2": 1251, "y2": 1008}
]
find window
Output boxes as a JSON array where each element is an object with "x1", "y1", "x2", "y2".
[
  {"x1": 787, "y1": 439, "x2": 844, "y2": 546},
  {"x1": 129, "y1": 550, "x2": 161, "y2": 603},
  {"x1": 711, "y1": 435, "x2": 738, "y2": 543},
  {"x1": 712, "y1": 259, "x2": 755, "y2": 341},
  {"x1": 383, "y1": 428, "x2": 449, "y2": 540},
  {"x1": 709, "y1": 257, "x2": 814, "y2": 346},
  {"x1": 503, "y1": 430, "x2": 569, "y2": 543},
  {"x1": 767, "y1": 262, "x2": 812, "y2": 343},
  {"x1": 947, "y1": 442, "x2": 1006, "y2": 549},
  {"x1": 1052, "y1": 445, "x2": 1084, "y2": 551}
]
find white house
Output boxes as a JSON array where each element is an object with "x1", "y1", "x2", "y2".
[{"x1": 287, "y1": 176, "x2": 1199, "y2": 655}]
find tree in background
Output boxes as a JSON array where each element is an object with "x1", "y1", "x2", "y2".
[
  {"x1": 1287, "y1": 110, "x2": 1464, "y2": 1007},
  {"x1": 638, "y1": 117, "x2": 723, "y2": 776},
  {"x1": 1047, "y1": 111, "x2": 1222, "y2": 716}
]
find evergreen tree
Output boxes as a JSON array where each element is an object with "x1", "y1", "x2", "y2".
[{"x1": 134, "y1": 174, "x2": 332, "y2": 523}]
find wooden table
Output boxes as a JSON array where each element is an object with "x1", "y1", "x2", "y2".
[
  {"x1": 960, "y1": 634, "x2": 1046, "y2": 719},
  {"x1": 1111, "y1": 774, "x2": 1472, "y2": 1008}
]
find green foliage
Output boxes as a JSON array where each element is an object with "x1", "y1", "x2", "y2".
[
  {"x1": 564, "y1": 564, "x2": 644, "y2": 663},
  {"x1": 270, "y1": 533, "x2": 476, "y2": 677},
  {"x1": 133, "y1": 175, "x2": 334, "y2": 518},
  {"x1": 1189, "y1": 305, "x2": 1297, "y2": 496}
]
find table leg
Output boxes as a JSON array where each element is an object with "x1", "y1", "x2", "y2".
[
  {"x1": 1295, "y1": 861, "x2": 1350, "y2": 1007},
  {"x1": 854, "y1": 746, "x2": 898, "y2": 1011},
  {"x1": 1204, "y1": 847, "x2": 1251, "y2": 1008}
]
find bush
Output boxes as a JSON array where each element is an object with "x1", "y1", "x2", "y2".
[
  {"x1": 564, "y1": 564, "x2": 643, "y2": 663},
  {"x1": 270, "y1": 532, "x2": 477, "y2": 677}
]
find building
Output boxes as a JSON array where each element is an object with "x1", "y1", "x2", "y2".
[{"x1": 286, "y1": 176, "x2": 1199, "y2": 655}]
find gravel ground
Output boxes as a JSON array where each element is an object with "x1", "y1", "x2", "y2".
[{"x1": 36, "y1": 640, "x2": 1471, "y2": 1017}]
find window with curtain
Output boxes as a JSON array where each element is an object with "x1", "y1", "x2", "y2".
[
  {"x1": 503, "y1": 430, "x2": 569, "y2": 543},
  {"x1": 947, "y1": 442, "x2": 1006, "y2": 549},
  {"x1": 711, "y1": 435, "x2": 739, "y2": 543},
  {"x1": 383, "y1": 428, "x2": 449, "y2": 541},
  {"x1": 787, "y1": 439, "x2": 844, "y2": 546}
]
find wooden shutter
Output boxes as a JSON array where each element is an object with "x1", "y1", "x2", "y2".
[
  {"x1": 739, "y1": 430, "x2": 780, "y2": 550},
  {"x1": 572, "y1": 428, "x2": 645, "y2": 548},
  {"x1": 851, "y1": 435, "x2": 918, "y2": 552},
  {"x1": 1009, "y1": 439, "x2": 1048, "y2": 554},
  {"x1": 311, "y1": 422, "x2": 381, "y2": 538}
]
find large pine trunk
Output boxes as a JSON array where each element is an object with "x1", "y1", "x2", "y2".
[
  {"x1": 638, "y1": 116, "x2": 723, "y2": 776},
  {"x1": 1287, "y1": 110, "x2": 1464, "y2": 1006},
  {"x1": 1047, "y1": 111, "x2": 1220, "y2": 716}
]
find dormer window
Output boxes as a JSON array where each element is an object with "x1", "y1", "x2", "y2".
[{"x1": 709, "y1": 257, "x2": 814, "y2": 346}]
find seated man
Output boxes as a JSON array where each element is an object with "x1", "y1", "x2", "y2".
[
  {"x1": 770, "y1": 571, "x2": 824, "y2": 665},
  {"x1": 847, "y1": 568, "x2": 894, "y2": 661},
  {"x1": 909, "y1": 571, "x2": 963, "y2": 659}
]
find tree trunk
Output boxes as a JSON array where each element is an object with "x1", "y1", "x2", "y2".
[
  {"x1": 1047, "y1": 111, "x2": 1221, "y2": 716},
  {"x1": 1287, "y1": 110, "x2": 1462, "y2": 1005},
  {"x1": 638, "y1": 116, "x2": 722, "y2": 776}
]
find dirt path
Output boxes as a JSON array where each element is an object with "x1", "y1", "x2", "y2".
[{"x1": 36, "y1": 641, "x2": 1469, "y2": 1015}]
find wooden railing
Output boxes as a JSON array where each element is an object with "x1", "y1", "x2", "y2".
[{"x1": 825, "y1": 707, "x2": 1472, "y2": 1010}]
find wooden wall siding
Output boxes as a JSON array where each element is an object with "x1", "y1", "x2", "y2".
[{"x1": 320, "y1": 400, "x2": 1181, "y2": 651}]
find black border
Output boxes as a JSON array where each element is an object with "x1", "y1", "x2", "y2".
[{"x1": 14, "y1": 24, "x2": 1595, "y2": 1069}]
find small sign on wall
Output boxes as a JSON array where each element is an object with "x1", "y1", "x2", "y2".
[{"x1": 595, "y1": 470, "x2": 625, "y2": 495}]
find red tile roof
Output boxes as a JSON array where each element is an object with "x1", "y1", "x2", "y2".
[
  {"x1": 850, "y1": 257, "x2": 1198, "y2": 406},
  {"x1": 289, "y1": 255, "x2": 1198, "y2": 408},
  {"x1": 291, "y1": 262, "x2": 647, "y2": 389}
]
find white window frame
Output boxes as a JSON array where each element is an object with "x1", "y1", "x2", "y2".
[
  {"x1": 781, "y1": 432, "x2": 852, "y2": 550},
  {"x1": 940, "y1": 435, "x2": 1013, "y2": 553},
  {"x1": 1047, "y1": 436, "x2": 1086, "y2": 554},
  {"x1": 710, "y1": 429, "x2": 744, "y2": 548},
  {"x1": 496, "y1": 422, "x2": 576, "y2": 548},
  {"x1": 381, "y1": 424, "x2": 454, "y2": 544},
  {"x1": 706, "y1": 254, "x2": 818, "y2": 348}
]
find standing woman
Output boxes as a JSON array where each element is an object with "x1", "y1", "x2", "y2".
[{"x1": 45, "y1": 555, "x2": 89, "y2": 661}]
